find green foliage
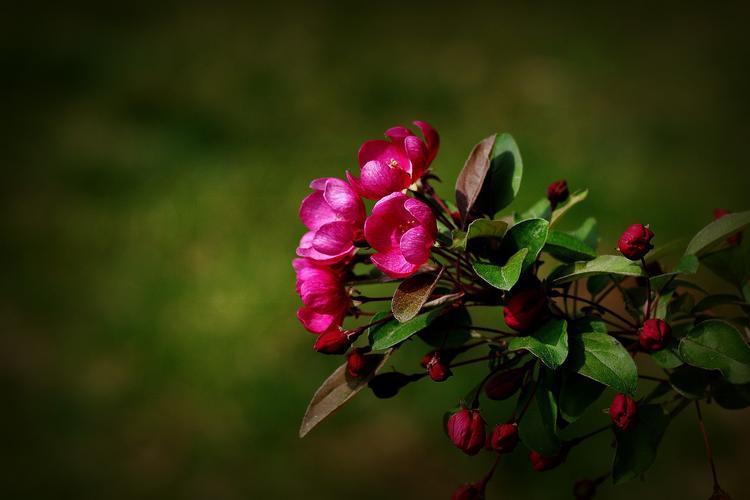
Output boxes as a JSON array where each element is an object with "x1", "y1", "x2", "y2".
[
  {"x1": 551, "y1": 255, "x2": 645, "y2": 285},
  {"x1": 518, "y1": 367, "x2": 561, "y2": 455},
  {"x1": 678, "y1": 320, "x2": 750, "y2": 384},
  {"x1": 369, "y1": 308, "x2": 445, "y2": 350},
  {"x1": 567, "y1": 331, "x2": 638, "y2": 395},
  {"x1": 685, "y1": 210, "x2": 750, "y2": 255},
  {"x1": 473, "y1": 248, "x2": 528, "y2": 290},
  {"x1": 508, "y1": 319, "x2": 569, "y2": 369},
  {"x1": 612, "y1": 405, "x2": 670, "y2": 484}
]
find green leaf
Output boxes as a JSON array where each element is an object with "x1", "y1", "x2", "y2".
[
  {"x1": 568, "y1": 332, "x2": 638, "y2": 395},
  {"x1": 518, "y1": 367, "x2": 561, "y2": 455},
  {"x1": 369, "y1": 308, "x2": 444, "y2": 350},
  {"x1": 678, "y1": 320, "x2": 750, "y2": 384},
  {"x1": 701, "y1": 246, "x2": 749, "y2": 287},
  {"x1": 685, "y1": 210, "x2": 750, "y2": 256},
  {"x1": 544, "y1": 230, "x2": 597, "y2": 262},
  {"x1": 467, "y1": 218, "x2": 508, "y2": 241},
  {"x1": 473, "y1": 133, "x2": 524, "y2": 218},
  {"x1": 552, "y1": 255, "x2": 645, "y2": 285},
  {"x1": 550, "y1": 189, "x2": 588, "y2": 227},
  {"x1": 654, "y1": 289, "x2": 674, "y2": 321},
  {"x1": 612, "y1": 405, "x2": 670, "y2": 484},
  {"x1": 418, "y1": 307, "x2": 472, "y2": 348},
  {"x1": 649, "y1": 338, "x2": 683, "y2": 369},
  {"x1": 299, "y1": 351, "x2": 391, "y2": 437},
  {"x1": 566, "y1": 217, "x2": 599, "y2": 250},
  {"x1": 499, "y1": 218, "x2": 549, "y2": 270},
  {"x1": 508, "y1": 319, "x2": 569, "y2": 369},
  {"x1": 586, "y1": 274, "x2": 614, "y2": 296},
  {"x1": 559, "y1": 371, "x2": 606, "y2": 423},
  {"x1": 649, "y1": 255, "x2": 699, "y2": 288},
  {"x1": 712, "y1": 381, "x2": 750, "y2": 410},
  {"x1": 391, "y1": 268, "x2": 444, "y2": 323},
  {"x1": 669, "y1": 365, "x2": 710, "y2": 399},
  {"x1": 520, "y1": 197, "x2": 551, "y2": 221},
  {"x1": 692, "y1": 294, "x2": 744, "y2": 313},
  {"x1": 473, "y1": 248, "x2": 528, "y2": 291}
]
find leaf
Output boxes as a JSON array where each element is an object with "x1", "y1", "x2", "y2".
[
  {"x1": 586, "y1": 274, "x2": 614, "y2": 296},
  {"x1": 654, "y1": 289, "x2": 674, "y2": 321},
  {"x1": 521, "y1": 197, "x2": 551, "y2": 221},
  {"x1": 552, "y1": 255, "x2": 645, "y2": 285},
  {"x1": 649, "y1": 255, "x2": 699, "y2": 288},
  {"x1": 668, "y1": 365, "x2": 710, "y2": 400},
  {"x1": 712, "y1": 381, "x2": 750, "y2": 410},
  {"x1": 472, "y1": 133, "x2": 524, "y2": 219},
  {"x1": 559, "y1": 371, "x2": 606, "y2": 423},
  {"x1": 473, "y1": 248, "x2": 528, "y2": 291},
  {"x1": 369, "y1": 308, "x2": 446, "y2": 350},
  {"x1": 518, "y1": 367, "x2": 561, "y2": 455},
  {"x1": 567, "y1": 217, "x2": 599, "y2": 250},
  {"x1": 612, "y1": 405, "x2": 670, "y2": 484},
  {"x1": 455, "y1": 134, "x2": 496, "y2": 225},
  {"x1": 692, "y1": 294, "x2": 744, "y2": 313},
  {"x1": 467, "y1": 218, "x2": 508, "y2": 241},
  {"x1": 550, "y1": 189, "x2": 588, "y2": 228},
  {"x1": 649, "y1": 338, "x2": 683, "y2": 369},
  {"x1": 499, "y1": 218, "x2": 549, "y2": 270},
  {"x1": 299, "y1": 351, "x2": 390, "y2": 437},
  {"x1": 418, "y1": 307, "x2": 472, "y2": 348},
  {"x1": 508, "y1": 319, "x2": 569, "y2": 369},
  {"x1": 391, "y1": 268, "x2": 444, "y2": 323},
  {"x1": 701, "y1": 246, "x2": 749, "y2": 287},
  {"x1": 685, "y1": 210, "x2": 750, "y2": 256},
  {"x1": 568, "y1": 332, "x2": 638, "y2": 395},
  {"x1": 678, "y1": 320, "x2": 750, "y2": 384},
  {"x1": 543, "y1": 230, "x2": 597, "y2": 262}
]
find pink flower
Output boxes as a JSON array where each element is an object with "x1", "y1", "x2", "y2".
[
  {"x1": 297, "y1": 178, "x2": 365, "y2": 265},
  {"x1": 346, "y1": 121, "x2": 440, "y2": 200},
  {"x1": 364, "y1": 193, "x2": 437, "y2": 278},
  {"x1": 293, "y1": 258, "x2": 350, "y2": 334}
]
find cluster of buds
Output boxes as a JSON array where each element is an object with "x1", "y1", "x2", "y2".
[{"x1": 295, "y1": 123, "x2": 748, "y2": 499}]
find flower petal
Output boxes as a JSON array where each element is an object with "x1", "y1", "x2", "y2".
[
  {"x1": 404, "y1": 198, "x2": 437, "y2": 237},
  {"x1": 403, "y1": 135, "x2": 428, "y2": 179},
  {"x1": 413, "y1": 120, "x2": 440, "y2": 165},
  {"x1": 312, "y1": 221, "x2": 355, "y2": 256},
  {"x1": 400, "y1": 225, "x2": 432, "y2": 265},
  {"x1": 364, "y1": 192, "x2": 410, "y2": 252},
  {"x1": 299, "y1": 191, "x2": 337, "y2": 230},
  {"x1": 323, "y1": 178, "x2": 364, "y2": 224},
  {"x1": 371, "y1": 250, "x2": 419, "y2": 279},
  {"x1": 385, "y1": 126, "x2": 413, "y2": 144},
  {"x1": 297, "y1": 307, "x2": 338, "y2": 333},
  {"x1": 354, "y1": 160, "x2": 411, "y2": 200}
]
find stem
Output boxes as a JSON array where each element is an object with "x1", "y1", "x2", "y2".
[
  {"x1": 695, "y1": 401, "x2": 721, "y2": 491},
  {"x1": 641, "y1": 258, "x2": 652, "y2": 319},
  {"x1": 573, "y1": 281, "x2": 579, "y2": 316},
  {"x1": 568, "y1": 425, "x2": 610, "y2": 446},
  {"x1": 594, "y1": 283, "x2": 616, "y2": 304},
  {"x1": 638, "y1": 374, "x2": 667, "y2": 382},
  {"x1": 558, "y1": 293, "x2": 637, "y2": 328},
  {"x1": 470, "y1": 325, "x2": 516, "y2": 336},
  {"x1": 355, "y1": 296, "x2": 393, "y2": 303},
  {"x1": 515, "y1": 379, "x2": 538, "y2": 422}
]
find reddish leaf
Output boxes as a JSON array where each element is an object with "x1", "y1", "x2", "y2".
[
  {"x1": 455, "y1": 134, "x2": 497, "y2": 227},
  {"x1": 391, "y1": 268, "x2": 444, "y2": 323}
]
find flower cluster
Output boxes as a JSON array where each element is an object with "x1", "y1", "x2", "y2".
[{"x1": 295, "y1": 124, "x2": 750, "y2": 500}]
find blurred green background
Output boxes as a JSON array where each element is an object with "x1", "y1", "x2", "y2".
[{"x1": 2, "y1": 2, "x2": 749, "y2": 499}]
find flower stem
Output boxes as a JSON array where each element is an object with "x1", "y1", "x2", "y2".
[{"x1": 695, "y1": 401, "x2": 722, "y2": 492}]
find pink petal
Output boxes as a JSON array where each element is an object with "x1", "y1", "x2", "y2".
[
  {"x1": 297, "y1": 231, "x2": 350, "y2": 265},
  {"x1": 404, "y1": 198, "x2": 437, "y2": 237},
  {"x1": 312, "y1": 221, "x2": 355, "y2": 256},
  {"x1": 403, "y1": 135, "x2": 428, "y2": 179},
  {"x1": 299, "y1": 191, "x2": 337, "y2": 230},
  {"x1": 364, "y1": 192, "x2": 411, "y2": 252},
  {"x1": 413, "y1": 120, "x2": 440, "y2": 165},
  {"x1": 358, "y1": 140, "x2": 413, "y2": 176},
  {"x1": 354, "y1": 160, "x2": 411, "y2": 200},
  {"x1": 297, "y1": 307, "x2": 338, "y2": 333},
  {"x1": 371, "y1": 250, "x2": 419, "y2": 278},
  {"x1": 400, "y1": 226, "x2": 432, "y2": 265},
  {"x1": 323, "y1": 178, "x2": 364, "y2": 224},
  {"x1": 385, "y1": 126, "x2": 413, "y2": 144}
]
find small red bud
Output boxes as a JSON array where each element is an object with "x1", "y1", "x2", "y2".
[
  {"x1": 713, "y1": 209, "x2": 743, "y2": 247},
  {"x1": 484, "y1": 368, "x2": 525, "y2": 400},
  {"x1": 546, "y1": 180, "x2": 569, "y2": 209},
  {"x1": 609, "y1": 393, "x2": 638, "y2": 431},
  {"x1": 421, "y1": 350, "x2": 453, "y2": 382},
  {"x1": 528, "y1": 450, "x2": 564, "y2": 472},
  {"x1": 313, "y1": 329, "x2": 352, "y2": 354},
  {"x1": 489, "y1": 422, "x2": 519, "y2": 453},
  {"x1": 447, "y1": 408, "x2": 486, "y2": 456},
  {"x1": 346, "y1": 347, "x2": 375, "y2": 378},
  {"x1": 617, "y1": 223, "x2": 654, "y2": 260},
  {"x1": 639, "y1": 318, "x2": 671, "y2": 351},
  {"x1": 503, "y1": 288, "x2": 549, "y2": 332},
  {"x1": 451, "y1": 481, "x2": 486, "y2": 500}
]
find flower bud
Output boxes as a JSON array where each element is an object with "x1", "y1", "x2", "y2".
[
  {"x1": 639, "y1": 318, "x2": 671, "y2": 351},
  {"x1": 546, "y1": 180, "x2": 569, "y2": 209},
  {"x1": 503, "y1": 288, "x2": 549, "y2": 332},
  {"x1": 368, "y1": 371, "x2": 413, "y2": 399},
  {"x1": 489, "y1": 422, "x2": 519, "y2": 453},
  {"x1": 451, "y1": 481, "x2": 485, "y2": 500},
  {"x1": 617, "y1": 223, "x2": 654, "y2": 260},
  {"x1": 347, "y1": 347, "x2": 375, "y2": 378},
  {"x1": 484, "y1": 368, "x2": 525, "y2": 400},
  {"x1": 447, "y1": 408, "x2": 486, "y2": 456},
  {"x1": 714, "y1": 209, "x2": 743, "y2": 247},
  {"x1": 609, "y1": 393, "x2": 638, "y2": 431},
  {"x1": 313, "y1": 329, "x2": 352, "y2": 354},
  {"x1": 528, "y1": 450, "x2": 564, "y2": 471},
  {"x1": 420, "y1": 350, "x2": 453, "y2": 382}
]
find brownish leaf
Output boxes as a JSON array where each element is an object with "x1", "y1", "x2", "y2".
[
  {"x1": 391, "y1": 268, "x2": 444, "y2": 323},
  {"x1": 454, "y1": 134, "x2": 496, "y2": 226}
]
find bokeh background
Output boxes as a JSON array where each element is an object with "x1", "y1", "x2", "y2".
[{"x1": 2, "y1": 2, "x2": 750, "y2": 499}]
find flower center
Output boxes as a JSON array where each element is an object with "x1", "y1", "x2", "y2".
[{"x1": 387, "y1": 158, "x2": 399, "y2": 169}]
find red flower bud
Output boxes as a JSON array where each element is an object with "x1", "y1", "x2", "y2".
[
  {"x1": 484, "y1": 368, "x2": 525, "y2": 400},
  {"x1": 313, "y1": 329, "x2": 352, "y2": 354},
  {"x1": 503, "y1": 288, "x2": 548, "y2": 332},
  {"x1": 609, "y1": 393, "x2": 638, "y2": 431},
  {"x1": 421, "y1": 350, "x2": 453, "y2": 382},
  {"x1": 546, "y1": 180, "x2": 569, "y2": 209},
  {"x1": 489, "y1": 422, "x2": 519, "y2": 453},
  {"x1": 528, "y1": 450, "x2": 564, "y2": 471},
  {"x1": 447, "y1": 408, "x2": 486, "y2": 456},
  {"x1": 451, "y1": 481, "x2": 485, "y2": 500},
  {"x1": 639, "y1": 318, "x2": 671, "y2": 351},
  {"x1": 346, "y1": 347, "x2": 375, "y2": 378},
  {"x1": 714, "y1": 209, "x2": 743, "y2": 246},
  {"x1": 617, "y1": 223, "x2": 654, "y2": 260}
]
